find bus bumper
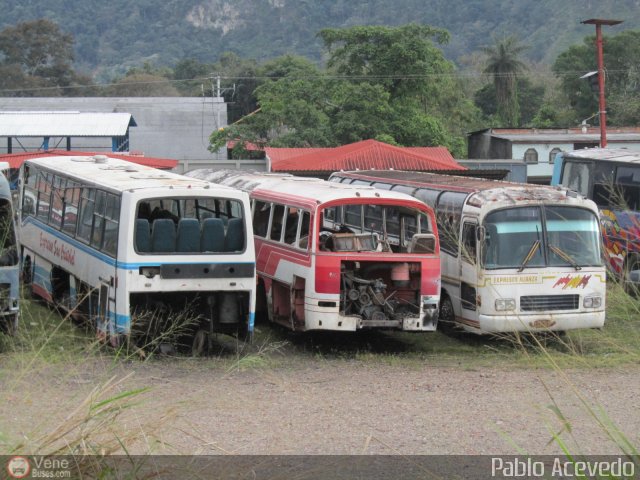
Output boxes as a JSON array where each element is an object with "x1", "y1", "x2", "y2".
[{"x1": 475, "y1": 311, "x2": 606, "y2": 333}]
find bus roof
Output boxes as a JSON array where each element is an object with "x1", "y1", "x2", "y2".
[
  {"x1": 26, "y1": 155, "x2": 241, "y2": 195},
  {"x1": 187, "y1": 169, "x2": 433, "y2": 208},
  {"x1": 562, "y1": 147, "x2": 640, "y2": 164},
  {"x1": 332, "y1": 170, "x2": 573, "y2": 204}
]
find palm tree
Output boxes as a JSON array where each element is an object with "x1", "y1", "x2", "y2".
[{"x1": 482, "y1": 35, "x2": 529, "y2": 126}]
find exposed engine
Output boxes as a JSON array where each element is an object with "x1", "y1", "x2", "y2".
[{"x1": 340, "y1": 261, "x2": 421, "y2": 327}]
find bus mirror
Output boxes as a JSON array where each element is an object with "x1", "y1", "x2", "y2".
[{"x1": 476, "y1": 226, "x2": 486, "y2": 242}]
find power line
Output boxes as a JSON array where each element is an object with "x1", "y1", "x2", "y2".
[{"x1": 0, "y1": 69, "x2": 634, "y2": 95}]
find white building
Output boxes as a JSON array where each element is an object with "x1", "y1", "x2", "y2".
[
  {"x1": 0, "y1": 97, "x2": 228, "y2": 173},
  {"x1": 467, "y1": 127, "x2": 640, "y2": 183}
]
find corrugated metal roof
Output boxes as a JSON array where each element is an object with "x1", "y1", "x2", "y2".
[
  {"x1": 0, "y1": 111, "x2": 136, "y2": 136},
  {"x1": 0, "y1": 149, "x2": 177, "y2": 170},
  {"x1": 492, "y1": 133, "x2": 640, "y2": 142},
  {"x1": 563, "y1": 147, "x2": 640, "y2": 163},
  {"x1": 470, "y1": 127, "x2": 640, "y2": 143},
  {"x1": 266, "y1": 139, "x2": 464, "y2": 172}
]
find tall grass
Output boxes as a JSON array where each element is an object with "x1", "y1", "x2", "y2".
[
  {"x1": 502, "y1": 275, "x2": 640, "y2": 461},
  {"x1": 0, "y1": 292, "x2": 177, "y2": 461}
]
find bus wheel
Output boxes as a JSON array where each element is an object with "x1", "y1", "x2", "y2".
[
  {"x1": 1, "y1": 312, "x2": 18, "y2": 335},
  {"x1": 21, "y1": 256, "x2": 33, "y2": 297},
  {"x1": 624, "y1": 256, "x2": 640, "y2": 296},
  {"x1": 255, "y1": 282, "x2": 268, "y2": 323},
  {"x1": 192, "y1": 329, "x2": 208, "y2": 357},
  {"x1": 438, "y1": 295, "x2": 455, "y2": 332}
]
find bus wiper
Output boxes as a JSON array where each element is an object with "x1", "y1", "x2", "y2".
[
  {"x1": 518, "y1": 240, "x2": 540, "y2": 272},
  {"x1": 549, "y1": 245, "x2": 582, "y2": 271}
]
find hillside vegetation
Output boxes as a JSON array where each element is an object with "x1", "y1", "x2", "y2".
[{"x1": 0, "y1": 0, "x2": 638, "y2": 77}]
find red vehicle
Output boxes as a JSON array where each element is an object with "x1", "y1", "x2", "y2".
[{"x1": 187, "y1": 170, "x2": 441, "y2": 332}]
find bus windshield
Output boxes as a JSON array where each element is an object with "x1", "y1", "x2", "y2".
[
  {"x1": 320, "y1": 203, "x2": 432, "y2": 253},
  {"x1": 482, "y1": 206, "x2": 601, "y2": 269}
]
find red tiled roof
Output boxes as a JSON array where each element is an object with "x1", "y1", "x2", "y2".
[
  {"x1": 0, "y1": 150, "x2": 178, "y2": 170},
  {"x1": 265, "y1": 139, "x2": 464, "y2": 172}
]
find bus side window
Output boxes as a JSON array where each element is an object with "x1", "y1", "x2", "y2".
[
  {"x1": 461, "y1": 222, "x2": 476, "y2": 264},
  {"x1": 62, "y1": 181, "x2": 81, "y2": 234},
  {"x1": 102, "y1": 193, "x2": 120, "y2": 256},
  {"x1": 436, "y1": 191, "x2": 466, "y2": 256},
  {"x1": 284, "y1": 207, "x2": 299, "y2": 244},
  {"x1": 77, "y1": 189, "x2": 95, "y2": 243},
  {"x1": 253, "y1": 201, "x2": 270, "y2": 237},
  {"x1": 269, "y1": 204, "x2": 285, "y2": 241},
  {"x1": 297, "y1": 211, "x2": 310, "y2": 249},
  {"x1": 563, "y1": 162, "x2": 591, "y2": 197},
  {"x1": 90, "y1": 190, "x2": 106, "y2": 250},
  {"x1": 615, "y1": 166, "x2": 640, "y2": 211}
]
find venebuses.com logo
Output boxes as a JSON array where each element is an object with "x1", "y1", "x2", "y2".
[
  {"x1": 6, "y1": 455, "x2": 71, "y2": 478},
  {"x1": 6, "y1": 456, "x2": 30, "y2": 479}
]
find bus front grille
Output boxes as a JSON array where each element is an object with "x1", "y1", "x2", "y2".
[{"x1": 520, "y1": 295, "x2": 579, "y2": 311}]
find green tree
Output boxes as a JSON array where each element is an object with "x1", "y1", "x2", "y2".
[
  {"x1": 173, "y1": 58, "x2": 212, "y2": 97},
  {"x1": 474, "y1": 77, "x2": 543, "y2": 126},
  {"x1": 482, "y1": 35, "x2": 528, "y2": 126},
  {"x1": 216, "y1": 52, "x2": 261, "y2": 123},
  {"x1": 210, "y1": 25, "x2": 480, "y2": 157},
  {"x1": 318, "y1": 24, "x2": 477, "y2": 154},
  {"x1": 318, "y1": 24, "x2": 451, "y2": 100},
  {"x1": 0, "y1": 19, "x2": 82, "y2": 96},
  {"x1": 553, "y1": 30, "x2": 640, "y2": 126},
  {"x1": 104, "y1": 73, "x2": 180, "y2": 96}
]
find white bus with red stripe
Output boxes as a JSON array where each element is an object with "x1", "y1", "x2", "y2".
[{"x1": 186, "y1": 170, "x2": 441, "y2": 332}]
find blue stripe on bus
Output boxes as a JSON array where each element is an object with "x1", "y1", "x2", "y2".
[
  {"x1": 33, "y1": 264, "x2": 52, "y2": 293},
  {"x1": 22, "y1": 216, "x2": 255, "y2": 270}
]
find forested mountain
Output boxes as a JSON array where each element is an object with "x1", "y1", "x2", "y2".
[{"x1": 0, "y1": 0, "x2": 638, "y2": 79}]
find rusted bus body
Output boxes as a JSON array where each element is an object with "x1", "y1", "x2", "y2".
[
  {"x1": 551, "y1": 148, "x2": 640, "y2": 289},
  {"x1": 330, "y1": 170, "x2": 606, "y2": 334},
  {"x1": 186, "y1": 170, "x2": 441, "y2": 332}
]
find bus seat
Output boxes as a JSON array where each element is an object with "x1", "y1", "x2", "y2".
[
  {"x1": 224, "y1": 218, "x2": 244, "y2": 252},
  {"x1": 177, "y1": 218, "x2": 201, "y2": 252},
  {"x1": 151, "y1": 219, "x2": 176, "y2": 253},
  {"x1": 201, "y1": 217, "x2": 224, "y2": 252},
  {"x1": 135, "y1": 218, "x2": 151, "y2": 253}
]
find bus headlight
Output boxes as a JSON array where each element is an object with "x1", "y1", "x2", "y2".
[
  {"x1": 583, "y1": 295, "x2": 602, "y2": 308},
  {"x1": 495, "y1": 298, "x2": 516, "y2": 311}
]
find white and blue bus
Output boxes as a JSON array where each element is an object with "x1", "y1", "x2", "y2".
[
  {"x1": 0, "y1": 162, "x2": 19, "y2": 334},
  {"x1": 18, "y1": 155, "x2": 256, "y2": 349}
]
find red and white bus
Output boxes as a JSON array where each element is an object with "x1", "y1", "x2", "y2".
[{"x1": 187, "y1": 170, "x2": 441, "y2": 332}]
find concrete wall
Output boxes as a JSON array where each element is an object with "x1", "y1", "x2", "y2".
[
  {"x1": 0, "y1": 97, "x2": 227, "y2": 172},
  {"x1": 512, "y1": 142, "x2": 573, "y2": 180}
]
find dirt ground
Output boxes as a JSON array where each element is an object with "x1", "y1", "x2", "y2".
[{"x1": 2, "y1": 352, "x2": 638, "y2": 456}]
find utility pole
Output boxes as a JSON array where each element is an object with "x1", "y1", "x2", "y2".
[{"x1": 581, "y1": 19, "x2": 622, "y2": 148}]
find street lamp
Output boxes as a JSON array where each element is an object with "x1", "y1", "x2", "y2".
[{"x1": 581, "y1": 19, "x2": 623, "y2": 148}]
